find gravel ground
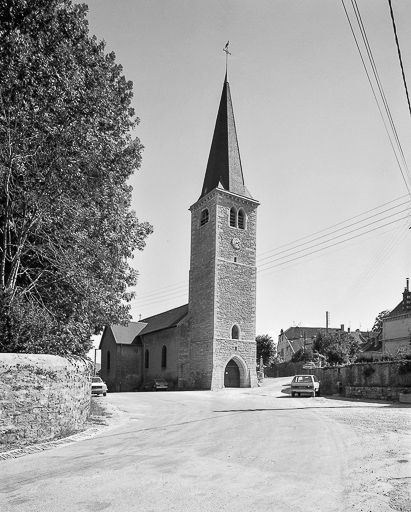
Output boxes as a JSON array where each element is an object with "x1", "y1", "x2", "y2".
[
  {"x1": 1, "y1": 380, "x2": 409, "y2": 512},
  {"x1": 320, "y1": 401, "x2": 410, "y2": 512}
]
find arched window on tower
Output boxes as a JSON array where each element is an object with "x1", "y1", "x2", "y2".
[
  {"x1": 229, "y1": 207, "x2": 236, "y2": 227},
  {"x1": 145, "y1": 349, "x2": 149, "y2": 369},
  {"x1": 238, "y1": 209, "x2": 245, "y2": 229},
  {"x1": 231, "y1": 324, "x2": 240, "y2": 340},
  {"x1": 200, "y1": 209, "x2": 209, "y2": 226},
  {"x1": 161, "y1": 345, "x2": 167, "y2": 368}
]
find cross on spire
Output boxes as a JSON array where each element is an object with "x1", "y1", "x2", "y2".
[{"x1": 223, "y1": 41, "x2": 231, "y2": 75}]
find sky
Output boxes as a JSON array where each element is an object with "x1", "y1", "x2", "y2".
[{"x1": 83, "y1": 0, "x2": 411, "y2": 357}]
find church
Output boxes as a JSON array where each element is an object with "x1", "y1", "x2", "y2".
[{"x1": 99, "y1": 72, "x2": 260, "y2": 391}]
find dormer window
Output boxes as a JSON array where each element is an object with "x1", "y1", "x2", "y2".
[
  {"x1": 229, "y1": 207, "x2": 236, "y2": 227},
  {"x1": 238, "y1": 209, "x2": 245, "y2": 229},
  {"x1": 200, "y1": 209, "x2": 209, "y2": 226}
]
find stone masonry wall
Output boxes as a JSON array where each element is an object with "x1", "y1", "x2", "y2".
[
  {"x1": 0, "y1": 354, "x2": 92, "y2": 449},
  {"x1": 212, "y1": 339, "x2": 257, "y2": 389},
  {"x1": 311, "y1": 361, "x2": 411, "y2": 400}
]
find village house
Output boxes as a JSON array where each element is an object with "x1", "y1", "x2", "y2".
[
  {"x1": 382, "y1": 278, "x2": 411, "y2": 356},
  {"x1": 277, "y1": 325, "x2": 376, "y2": 362}
]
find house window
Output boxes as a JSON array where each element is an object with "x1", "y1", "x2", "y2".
[
  {"x1": 229, "y1": 207, "x2": 236, "y2": 227},
  {"x1": 238, "y1": 209, "x2": 245, "y2": 229},
  {"x1": 107, "y1": 350, "x2": 111, "y2": 371},
  {"x1": 200, "y1": 209, "x2": 209, "y2": 226},
  {"x1": 161, "y1": 345, "x2": 167, "y2": 368},
  {"x1": 231, "y1": 324, "x2": 240, "y2": 340},
  {"x1": 145, "y1": 349, "x2": 149, "y2": 369}
]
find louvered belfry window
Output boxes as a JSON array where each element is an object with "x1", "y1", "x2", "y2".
[
  {"x1": 230, "y1": 207, "x2": 236, "y2": 227},
  {"x1": 238, "y1": 209, "x2": 245, "y2": 229},
  {"x1": 200, "y1": 209, "x2": 209, "y2": 226}
]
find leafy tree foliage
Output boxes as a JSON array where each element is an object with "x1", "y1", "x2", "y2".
[
  {"x1": 372, "y1": 310, "x2": 390, "y2": 332},
  {"x1": 0, "y1": 0, "x2": 152, "y2": 355},
  {"x1": 312, "y1": 332, "x2": 360, "y2": 366},
  {"x1": 291, "y1": 346, "x2": 313, "y2": 363},
  {"x1": 256, "y1": 334, "x2": 276, "y2": 366}
]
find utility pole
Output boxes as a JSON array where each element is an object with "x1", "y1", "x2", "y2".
[{"x1": 326, "y1": 311, "x2": 329, "y2": 335}]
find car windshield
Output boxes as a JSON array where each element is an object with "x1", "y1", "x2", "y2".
[
  {"x1": 92, "y1": 377, "x2": 101, "y2": 383},
  {"x1": 293, "y1": 376, "x2": 312, "y2": 383}
]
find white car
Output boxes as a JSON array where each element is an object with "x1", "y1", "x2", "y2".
[
  {"x1": 91, "y1": 376, "x2": 107, "y2": 396},
  {"x1": 291, "y1": 375, "x2": 320, "y2": 397}
]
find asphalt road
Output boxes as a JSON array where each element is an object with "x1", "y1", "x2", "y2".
[{"x1": 1, "y1": 378, "x2": 410, "y2": 512}]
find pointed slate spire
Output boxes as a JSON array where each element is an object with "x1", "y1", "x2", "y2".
[{"x1": 200, "y1": 74, "x2": 252, "y2": 199}]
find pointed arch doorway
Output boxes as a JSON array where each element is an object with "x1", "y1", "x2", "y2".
[{"x1": 224, "y1": 359, "x2": 240, "y2": 387}]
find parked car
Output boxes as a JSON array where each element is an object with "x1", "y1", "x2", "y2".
[
  {"x1": 91, "y1": 376, "x2": 107, "y2": 396},
  {"x1": 291, "y1": 375, "x2": 320, "y2": 397},
  {"x1": 152, "y1": 378, "x2": 168, "y2": 391}
]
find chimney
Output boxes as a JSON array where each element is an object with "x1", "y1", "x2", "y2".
[
  {"x1": 348, "y1": 327, "x2": 351, "y2": 333},
  {"x1": 406, "y1": 278, "x2": 409, "y2": 292},
  {"x1": 326, "y1": 311, "x2": 329, "y2": 335},
  {"x1": 340, "y1": 324, "x2": 344, "y2": 332}
]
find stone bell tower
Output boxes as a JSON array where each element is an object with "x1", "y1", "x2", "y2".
[{"x1": 184, "y1": 73, "x2": 259, "y2": 389}]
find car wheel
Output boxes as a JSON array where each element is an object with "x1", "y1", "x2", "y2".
[
  {"x1": 103, "y1": 392, "x2": 106, "y2": 396},
  {"x1": 291, "y1": 392, "x2": 295, "y2": 397},
  {"x1": 316, "y1": 389, "x2": 320, "y2": 397},
  {"x1": 297, "y1": 393, "x2": 300, "y2": 397},
  {"x1": 312, "y1": 390, "x2": 316, "y2": 397}
]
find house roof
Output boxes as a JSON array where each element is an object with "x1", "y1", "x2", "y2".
[
  {"x1": 139, "y1": 304, "x2": 189, "y2": 336},
  {"x1": 284, "y1": 326, "x2": 340, "y2": 340},
  {"x1": 387, "y1": 298, "x2": 411, "y2": 318},
  {"x1": 360, "y1": 333, "x2": 383, "y2": 353},
  {"x1": 100, "y1": 322, "x2": 147, "y2": 347},
  {"x1": 386, "y1": 285, "x2": 411, "y2": 318},
  {"x1": 200, "y1": 75, "x2": 252, "y2": 200}
]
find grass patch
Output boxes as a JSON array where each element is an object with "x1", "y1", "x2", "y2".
[{"x1": 88, "y1": 397, "x2": 112, "y2": 425}]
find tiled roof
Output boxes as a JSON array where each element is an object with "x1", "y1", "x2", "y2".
[
  {"x1": 361, "y1": 334, "x2": 383, "y2": 353},
  {"x1": 139, "y1": 304, "x2": 188, "y2": 336},
  {"x1": 284, "y1": 326, "x2": 340, "y2": 340},
  {"x1": 101, "y1": 322, "x2": 147, "y2": 347},
  {"x1": 387, "y1": 300, "x2": 411, "y2": 318}
]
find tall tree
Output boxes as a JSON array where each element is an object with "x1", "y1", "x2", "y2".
[
  {"x1": 0, "y1": 0, "x2": 152, "y2": 355},
  {"x1": 372, "y1": 310, "x2": 391, "y2": 333},
  {"x1": 256, "y1": 334, "x2": 276, "y2": 366},
  {"x1": 313, "y1": 332, "x2": 360, "y2": 365}
]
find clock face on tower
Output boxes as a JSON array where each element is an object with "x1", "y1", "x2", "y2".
[{"x1": 231, "y1": 237, "x2": 241, "y2": 250}]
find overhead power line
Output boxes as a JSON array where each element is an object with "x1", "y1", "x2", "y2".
[
  {"x1": 257, "y1": 213, "x2": 409, "y2": 274},
  {"x1": 351, "y1": 0, "x2": 410, "y2": 182},
  {"x1": 258, "y1": 206, "x2": 410, "y2": 269},
  {"x1": 133, "y1": 197, "x2": 410, "y2": 309},
  {"x1": 257, "y1": 199, "x2": 410, "y2": 264},
  {"x1": 387, "y1": 0, "x2": 411, "y2": 117},
  {"x1": 341, "y1": 0, "x2": 411, "y2": 196},
  {"x1": 257, "y1": 194, "x2": 409, "y2": 259}
]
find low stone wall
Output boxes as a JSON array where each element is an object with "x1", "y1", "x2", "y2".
[
  {"x1": 265, "y1": 361, "x2": 307, "y2": 378},
  {"x1": 268, "y1": 360, "x2": 411, "y2": 400},
  {"x1": 311, "y1": 361, "x2": 411, "y2": 400},
  {"x1": 0, "y1": 354, "x2": 93, "y2": 450}
]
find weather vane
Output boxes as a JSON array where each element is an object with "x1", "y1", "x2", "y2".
[{"x1": 223, "y1": 41, "x2": 231, "y2": 74}]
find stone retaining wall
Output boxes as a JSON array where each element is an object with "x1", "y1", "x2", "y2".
[
  {"x1": 0, "y1": 354, "x2": 92, "y2": 450},
  {"x1": 311, "y1": 361, "x2": 411, "y2": 400},
  {"x1": 268, "y1": 360, "x2": 411, "y2": 400}
]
